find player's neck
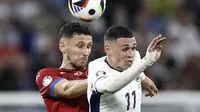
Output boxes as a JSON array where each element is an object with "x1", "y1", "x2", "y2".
[
  {"x1": 107, "y1": 57, "x2": 123, "y2": 72},
  {"x1": 60, "y1": 60, "x2": 75, "y2": 70}
]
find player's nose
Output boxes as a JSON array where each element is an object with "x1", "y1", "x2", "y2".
[
  {"x1": 83, "y1": 48, "x2": 91, "y2": 56},
  {"x1": 127, "y1": 50, "x2": 134, "y2": 58}
]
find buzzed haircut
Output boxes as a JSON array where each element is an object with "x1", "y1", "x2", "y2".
[
  {"x1": 59, "y1": 22, "x2": 92, "y2": 38},
  {"x1": 104, "y1": 25, "x2": 133, "y2": 41}
]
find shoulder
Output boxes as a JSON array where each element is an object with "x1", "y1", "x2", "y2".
[
  {"x1": 36, "y1": 68, "x2": 59, "y2": 78},
  {"x1": 38, "y1": 68, "x2": 57, "y2": 74},
  {"x1": 88, "y1": 56, "x2": 109, "y2": 77},
  {"x1": 89, "y1": 56, "x2": 107, "y2": 67},
  {"x1": 36, "y1": 68, "x2": 61, "y2": 86}
]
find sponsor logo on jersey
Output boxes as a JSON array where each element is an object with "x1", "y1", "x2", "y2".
[
  {"x1": 74, "y1": 71, "x2": 84, "y2": 76},
  {"x1": 42, "y1": 76, "x2": 52, "y2": 87},
  {"x1": 96, "y1": 71, "x2": 106, "y2": 77}
]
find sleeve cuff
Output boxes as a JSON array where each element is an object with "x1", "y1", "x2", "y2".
[
  {"x1": 93, "y1": 76, "x2": 105, "y2": 95},
  {"x1": 50, "y1": 78, "x2": 64, "y2": 98}
]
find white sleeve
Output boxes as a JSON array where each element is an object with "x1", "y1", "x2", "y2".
[
  {"x1": 89, "y1": 51, "x2": 148, "y2": 94},
  {"x1": 139, "y1": 72, "x2": 146, "y2": 81},
  {"x1": 134, "y1": 51, "x2": 146, "y2": 81},
  {"x1": 88, "y1": 62, "x2": 108, "y2": 94}
]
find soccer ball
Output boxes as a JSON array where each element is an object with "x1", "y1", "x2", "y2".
[{"x1": 68, "y1": 0, "x2": 106, "y2": 22}]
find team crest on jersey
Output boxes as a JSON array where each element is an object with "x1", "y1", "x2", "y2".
[
  {"x1": 42, "y1": 76, "x2": 52, "y2": 87},
  {"x1": 96, "y1": 71, "x2": 106, "y2": 77}
]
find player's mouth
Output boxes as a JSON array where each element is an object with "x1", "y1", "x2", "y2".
[
  {"x1": 126, "y1": 60, "x2": 133, "y2": 64},
  {"x1": 80, "y1": 58, "x2": 88, "y2": 63}
]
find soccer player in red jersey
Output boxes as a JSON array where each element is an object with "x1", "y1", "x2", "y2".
[{"x1": 36, "y1": 22, "x2": 93, "y2": 112}]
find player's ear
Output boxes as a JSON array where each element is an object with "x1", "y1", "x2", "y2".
[
  {"x1": 59, "y1": 38, "x2": 67, "y2": 54},
  {"x1": 104, "y1": 44, "x2": 110, "y2": 55}
]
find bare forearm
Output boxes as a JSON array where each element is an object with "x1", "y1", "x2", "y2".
[{"x1": 63, "y1": 79, "x2": 88, "y2": 98}]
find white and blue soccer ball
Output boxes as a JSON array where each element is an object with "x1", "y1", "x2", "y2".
[{"x1": 68, "y1": 0, "x2": 106, "y2": 22}]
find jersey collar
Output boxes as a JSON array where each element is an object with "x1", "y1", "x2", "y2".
[
  {"x1": 104, "y1": 57, "x2": 122, "y2": 72},
  {"x1": 58, "y1": 67, "x2": 87, "y2": 72}
]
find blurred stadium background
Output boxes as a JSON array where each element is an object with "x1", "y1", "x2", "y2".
[{"x1": 0, "y1": 0, "x2": 200, "y2": 112}]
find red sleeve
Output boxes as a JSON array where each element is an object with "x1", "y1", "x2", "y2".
[{"x1": 36, "y1": 68, "x2": 64, "y2": 98}]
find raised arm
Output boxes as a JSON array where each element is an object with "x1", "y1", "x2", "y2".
[{"x1": 91, "y1": 34, "x2": 166, "y2": 94}]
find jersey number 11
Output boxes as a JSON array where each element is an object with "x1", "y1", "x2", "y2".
[{"x1": 125, "y1": 91, "x2": 136, "y2": 111}]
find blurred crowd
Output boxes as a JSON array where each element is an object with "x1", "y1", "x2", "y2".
[{"x1": 0, "y1": 0, "x2": 200, "y2": 91}]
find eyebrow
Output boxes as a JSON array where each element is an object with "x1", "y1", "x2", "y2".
[
  {"x1": 88, "y1": 42, "x2": 93, "y2": 45},
  {"x1": 76, "y1": 41, "x2": 85, "y2": 44}
]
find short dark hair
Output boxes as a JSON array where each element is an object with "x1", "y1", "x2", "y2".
[
  {"x1": 104, "y1": 25, "x2": 133, "y2": 41},
  {"x1": 59, "y1": 22, "x2": 92, "y2": 38}
]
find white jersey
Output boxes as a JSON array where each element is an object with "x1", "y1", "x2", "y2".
[{"x1": 87, "y1": 56, "x2": 143, "y2": 112}]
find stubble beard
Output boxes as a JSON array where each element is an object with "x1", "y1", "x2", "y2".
[{"x1": 67, "y1": 55, "x2": 85, "y2": 69}]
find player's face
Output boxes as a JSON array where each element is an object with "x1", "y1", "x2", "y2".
[
  {"x1": 60, "y1": 34, "x2": 92, "y2": 68},
  {"x1": 107, "y1": 37, "x2": 136, "y2": 71}
]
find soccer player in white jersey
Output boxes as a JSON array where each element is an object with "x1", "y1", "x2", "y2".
[{"x1": 87, "y1": 25, "x2": 166, "y2": 112}]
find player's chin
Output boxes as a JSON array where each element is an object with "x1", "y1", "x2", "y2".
[
  {"x1": 125, "y1": 61, "x2": 132, "y2": 67},
  {"x1": 122, "y1": 64, "x2": 131, "y2": 70},
  {"x1": 77, "y1": 61, "x2": 87, "y2": 68}
]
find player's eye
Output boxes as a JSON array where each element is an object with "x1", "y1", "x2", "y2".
[
  {"x1": 132, "y1": 47, "x2": 136, "y2": 51},
  {"x1": 87, "y1": 44, "x2": 92, "y2": 49},
  {"x1": 77, "y1": 44, "x2": 84, "y2": 48},
  {"x1": 122, "y1": 47, "x2": 129, "y2": 52}
]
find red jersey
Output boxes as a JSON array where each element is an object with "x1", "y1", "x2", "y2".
[{"x1": 36, "y1": 67, "x2": 89, "y2": 112}]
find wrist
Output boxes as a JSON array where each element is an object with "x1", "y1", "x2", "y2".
[
  {"x1": 143, "y1": 57, "x2": 149, "y2": 65},
  {"x1": 141, "y1": 57, "x2": 154, "y2": 67}
]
